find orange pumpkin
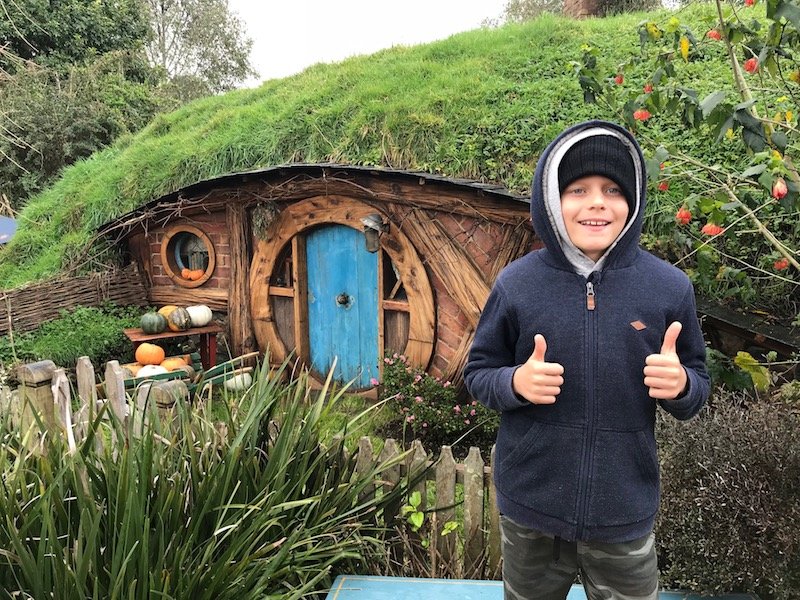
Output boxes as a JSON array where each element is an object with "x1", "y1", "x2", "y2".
[
  {"x1": 135, "y1": 343, "x2": 166, "y2": 366},
  {"x1": 181, "y1": 267, "x2": 191, "y2": 279},
  {"x1": 160, "y1": 356, "x2": 187, "y2": 371},
  {"x1": 187, "y1": 269, "x2": 205, "y2": 281},
  {"x1": 157, "y1": 305, "x2": 178, "y2": 319}
]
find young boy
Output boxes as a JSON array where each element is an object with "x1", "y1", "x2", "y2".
[{"x1": 464, "y1": 120, "x2": 710, "y2": 599}]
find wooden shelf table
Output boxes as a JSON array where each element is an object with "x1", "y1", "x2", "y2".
[{"x1": 123, "y1": 323, "x2": 223, "y2": 371}]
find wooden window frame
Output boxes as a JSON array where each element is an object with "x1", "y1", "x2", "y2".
[{"x1": 160, "y1": 224, "x2": 216, "y2": 288}]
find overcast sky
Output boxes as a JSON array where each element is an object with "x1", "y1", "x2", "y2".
[{"x1": 227, "y1": 0, "x2": 509, "y2": 86}]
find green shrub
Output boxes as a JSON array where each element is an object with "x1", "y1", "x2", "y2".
[
  {"x1": 0, "y1": 361, "x2": 410, "y2": 598},
  {"x1": 379, "y1": 352, "x2": 499, "y2": 454},
  {"x1": 0, "y1": 303, "x2": 141, "y2": 369},
  {"x1": 656, "y1": 394, "x2": 800, "y2": 599}
]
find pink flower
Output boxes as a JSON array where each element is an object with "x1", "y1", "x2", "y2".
[
  {"x1": 706, "y1": 30, "x2": 722, "y2": 41},
  {"x1": 453, "y1": 405, "x2": 462, "y2": 414},
  {"x1": 470, "y1": 409, "x2": 477, "y2": 416},
  {"x1": 370, "y1": 377, "x2": 379, "y2": 386},
  {"x1": 744, "y1": 57, "x2": 759, "y2": 74},
  {"x1": 658, "y1": 181, "x2": 669, "y2": 192},
  {"x1": 614, "y1": 73, "x2": 624, "y2": 85},
  {"x1": 633, "y1": 109, "x2": 652, "y2": 121},
  {"x1": 701, "y1": 223, "x2": 724, "y2": 236},
  {"x1": 413, "y1": 374, "x2": 422, "y2": 383},
  {"x1": 443, "y1": 381, "x2": 451, "y2": 387},
  {"x1": 772, "y1": 177, "x2": 788, "y2": 200},
  {"x1": 422, "y1": 422, "x2": 428, "y2": 428},
  {"x1": 384, "y1": 357, "x2": 391, "y2": 364},
  {"x1": 464, "y1": 419, "x2": 471, "y2": 425},
  {"x1": 745, "y1": 0, "x2": 754, "y2": 6},
  {"x1": 675, "y1": 207, "x2": 692, "y2": 226},
  {"x1": 643, "y1": 83, "x2": 653, "y2": 93},
  {"x1": 415, "y1": 395, "x2": 423, "y2": 403},
  {"x1": 406, "y1": 415, "x2": 415, "y2": 423}
]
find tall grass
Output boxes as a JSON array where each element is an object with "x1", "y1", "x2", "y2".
[{"x1": 0, "y1": 362, "x2": 409, "y2": 599}]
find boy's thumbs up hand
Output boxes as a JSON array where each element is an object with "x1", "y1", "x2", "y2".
[
  {"x1": 644, "y1": 322, "x2": 688, "y2": 400},
  {"x1": 512, "y1": 334, "x2": 564, "y2": 404}
]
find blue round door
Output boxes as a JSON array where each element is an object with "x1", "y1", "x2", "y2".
[{"x1": 306, "y1": 225, "x2": 379, "y2": 387}]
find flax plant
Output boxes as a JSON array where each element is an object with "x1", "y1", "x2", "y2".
[{"x1": 0, "y1": 361, "x2": 408, "y2": 599}]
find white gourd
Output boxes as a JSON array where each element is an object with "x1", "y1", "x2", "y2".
[
  {"x1": 223, "y1": 372, "x2": 253, "y2": 391},
  {"x1": 186, "y1": 305, "x2": 213, "y2": 327},
  {"x1": 137, "y1": 365, "x2": 169, "y2": 378}
]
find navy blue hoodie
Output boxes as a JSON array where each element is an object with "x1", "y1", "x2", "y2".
[{"x1": 464, "y1": 120, "x2": 710, "y2": 543}]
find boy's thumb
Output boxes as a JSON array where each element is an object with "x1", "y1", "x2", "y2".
[
  {"x1": 531, "y1": 334, "x2": 547, "y2": 362},
  {"x1": 660, "y1": 321, "x2": 682, "y2": 355}
]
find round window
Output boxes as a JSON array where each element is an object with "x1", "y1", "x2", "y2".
[{"x1": 160, "y1": 225, "x2": 216, "y2": 288}]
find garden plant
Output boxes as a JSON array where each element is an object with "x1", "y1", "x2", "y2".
[{"x1": 0, "y1": 360, "x2": 413, "y2": 599}]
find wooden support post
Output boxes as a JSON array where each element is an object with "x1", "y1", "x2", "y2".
[
  {"x1": 17, "y1": 360, "x2": 57, "y2": 448},
  {"x1": 227, "y1": 203, "x2": 256, "y2": 355}
]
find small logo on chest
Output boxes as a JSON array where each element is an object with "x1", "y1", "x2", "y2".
[{"x1": 630, "y1": 320, "x2": 647, "y2": 331}]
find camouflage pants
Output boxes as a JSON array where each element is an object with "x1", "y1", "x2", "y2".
[{"x1": 500, "y1": 515, "x2": 658, "y2": 600}]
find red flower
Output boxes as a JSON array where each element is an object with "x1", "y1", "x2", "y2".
[
  {"x1": 675, "y1": 207, "x2": 692, "y2": 225},
  {"x1": 633, "y1": 108, "x2": 652, "y2": 121},
  {"x1": 744, "y1": 57, "x2": 759, "y2": 73},
  {"x1": 701, "y1": 223, "x2": 725, "y2": 236},
  {"x1": 658, "y1": 181, "x2": 669, "y2": 192},
  {"x1": 772, "y1": 177, "x2": 788, "y2": 199},
  {"x1": 745, "y1": 0, "x2": 754, "y2": 6},
  {"x1": 614, "y1": 73, "x2": 624, "y2": 85},
  {"x1": 774, "y1": 257, "x2": 789, "y2": 270},
  {"x1": 659, "y1": 162, "x2": 665, "y2": 170},
  {"x1": 643, "y1": 83, "x2": 654, "y2": 93},
  {"x1": 706, "y1": 29, "x2": 722, "y2": 40}
]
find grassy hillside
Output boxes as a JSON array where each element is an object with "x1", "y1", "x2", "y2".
[{"x1": 0, "y1": 4, "x2": 734, "y2": 288}]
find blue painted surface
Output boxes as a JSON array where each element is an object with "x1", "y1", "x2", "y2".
[
  {"x1": 325, "y1": 575, "x2": 758, "y2": 600},
  {"x1": 306, "y1": 225, "x2": 378, "y2": 387}
]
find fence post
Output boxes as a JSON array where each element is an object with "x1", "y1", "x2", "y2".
[
  {"x1": 104, "y1": 360, "x2": 128, "y2": 449},
  {"x1": 17, "y1": 360, "x2": 56, "y2": 449},
  {"x1": 378, "y1": 438, "x2": 401, "y2": 525},
  {"x1": 463, "y1": 446, "x2": 485, "y2": 576},
  {"x1": 355, "y1": 436, "x2": 375, "y2": 522},
  {"x1": 51, "y1": 368, "x2": 77, "y2": 453},
  {"x1": 487, "y1": 444, "x2": 502, "y2": 578},
  {"x1": 75, "y1": 357, "x2": 97, "y2": 447},
  {"x1": 434, "y1": 445, "x2": 457, "y2": 574}
]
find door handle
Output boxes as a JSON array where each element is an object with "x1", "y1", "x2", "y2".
[{"x1": 336, "y1": 293, "x2": 351, "y2": 307}]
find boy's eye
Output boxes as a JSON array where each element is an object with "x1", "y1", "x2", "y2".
[{"x1": 606, "y1": 186, "x2": 622, "y2": 195}]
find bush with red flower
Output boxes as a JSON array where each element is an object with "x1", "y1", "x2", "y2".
[
  {"x1": 378, "y1": 352, "x2": 498, "y2": 453},
  {"x1": 571, "y1": 1, "x2": 798, "y2": 325}
]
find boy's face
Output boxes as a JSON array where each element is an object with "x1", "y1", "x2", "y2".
[{"x1": 560, "y1": 175, "x2": 629, "y2": 262}]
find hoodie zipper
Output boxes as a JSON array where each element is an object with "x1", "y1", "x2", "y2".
[{"x1": 577, "y1": 276, "x2": 599, "y2": 538}]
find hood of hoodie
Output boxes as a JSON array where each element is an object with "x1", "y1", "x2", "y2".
[{"x1": 531, "y1": 120, "x2": 647, "y2": 277}]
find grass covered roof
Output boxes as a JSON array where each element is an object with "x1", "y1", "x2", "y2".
[{"x1": 0, "y1": 4, "x2": 731, "y2": 289}]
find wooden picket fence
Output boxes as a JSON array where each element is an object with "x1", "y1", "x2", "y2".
[{"x1": 12, "y1": 357, "x2": 503, "y2": 580}]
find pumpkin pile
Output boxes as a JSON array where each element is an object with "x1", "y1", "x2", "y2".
[
  {"x1": 139, "y1": 304, "x2": 213, "y2": 333},
  {"x1": 124, "y1": 345, "x2": 196, "y2": 380},
  {"x1": 181, "y1": 267, "x2": 205, "y2": 281}
]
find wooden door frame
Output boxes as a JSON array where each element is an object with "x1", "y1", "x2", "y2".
[{"x1": 249, "y1": 195, "x2": 435, "y2": 381}]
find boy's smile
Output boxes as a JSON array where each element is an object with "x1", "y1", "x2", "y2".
[{"x1": 560, "y1": 175, "x2": 630, "y2": 262}]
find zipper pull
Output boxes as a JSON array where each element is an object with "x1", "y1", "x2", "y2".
[{"x1": 586, "y1": 281, "x2": 596, "y2": 311}]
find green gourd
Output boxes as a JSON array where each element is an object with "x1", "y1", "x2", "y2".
[{"x1": 141, "y1": 312, "x2": 167, "y2": 334}]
